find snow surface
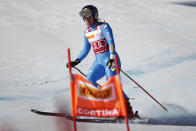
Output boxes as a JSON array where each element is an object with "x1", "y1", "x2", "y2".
[{"x1": 0, "y1": 0, "x2": 196, "y2": 130}]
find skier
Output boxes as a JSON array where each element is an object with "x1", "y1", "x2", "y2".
[{"x1": 67, "y1": 5, "x2": 138, "y2": 118}]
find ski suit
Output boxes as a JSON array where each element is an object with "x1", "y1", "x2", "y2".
[{"x1": 78, "y1": 22, "x2": 123, "y2": 89}]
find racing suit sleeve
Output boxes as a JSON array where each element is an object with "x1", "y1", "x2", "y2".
[
  {"x1": 77, "y1": 33, "x2": 91, "y2": 61},
  {"x1": 101, "y1": 23, "x2": 116, "y2": 59}
]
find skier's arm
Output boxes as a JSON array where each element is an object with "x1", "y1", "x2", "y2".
[
  {"x1": 77, "y1": 34, "x2": 91, "y2": 61},
  {"x1": 101, "y1": 23, "x2": 116, "y2": 59}
]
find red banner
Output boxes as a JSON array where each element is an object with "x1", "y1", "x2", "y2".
[{"x1": 71, "y1": 74, "x2": 126, "y2": 117}]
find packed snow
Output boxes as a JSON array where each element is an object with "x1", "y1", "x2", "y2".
[{"x1": 0, "y1": 0, "x2": 196, "y2": 130}]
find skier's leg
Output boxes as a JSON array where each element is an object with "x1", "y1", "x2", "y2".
[
  {"x1": 87, "y1": 63, "x2": 105, "y2": 87},
  {"x1": 105, "y1": 66, "x2": 128, "y2": 98},
  {"x1": 105, "y1": 56, "x2": 128, "y2": 98},
  {"x1": 105, "y1": 66, "x2": 137, "y2": 118}
]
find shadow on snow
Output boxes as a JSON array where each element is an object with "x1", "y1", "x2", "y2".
[{"x1": 172, "y1": 1, "x2": 196, "y2": 8}]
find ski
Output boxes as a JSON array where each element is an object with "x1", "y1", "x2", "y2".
[
  {"x1": 31, "y1": 109, "x2": 73, "y2": 120},
  {"x1": 31, "y1": 109, "x2": 120, "y2": 123}
]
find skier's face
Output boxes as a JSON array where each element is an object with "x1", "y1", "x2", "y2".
[
  {"x1": 83, "y1": 15, "x2": 95, "y2": 27},
  {"x1": 81, "y1": 8, "x2": 95, "y2": 27}
]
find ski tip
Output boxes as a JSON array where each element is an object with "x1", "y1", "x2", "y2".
[{"x1": 31, "y1": 109, "x2": 37, "y2": 113}]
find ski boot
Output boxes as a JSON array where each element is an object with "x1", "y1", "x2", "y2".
[
  {"x1": 125, "y1": 98, "x2": 140, "y2": 119},
  {"x1": 116, "y1": 98, "x2": 140, "y2": 122}
]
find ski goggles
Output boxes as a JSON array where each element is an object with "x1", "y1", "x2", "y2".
[{"x1": 79, "y1": 9, "x2": 92, "y2": 18}]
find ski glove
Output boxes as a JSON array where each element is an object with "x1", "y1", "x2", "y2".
[
  {"x1": 107, "y1": 59, "x2": 115, "y2": 69},
  {"x1": 66, "y1": 58, "x2": 81, "y2": 68}
]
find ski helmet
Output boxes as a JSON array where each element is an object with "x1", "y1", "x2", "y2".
[{"x1": 79, "y1": 5, "x2": 98, "y2": 20}]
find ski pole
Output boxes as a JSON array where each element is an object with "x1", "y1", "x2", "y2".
[
  {"x1": 72, "y1": 66, "x2": 101, "y2": 88},
  {"x1": 73, "y1": 66, "x2": 87, "y2": 77},
  {"x1": 120, "y1": 69, "x2": 168, "y2": 112}
]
